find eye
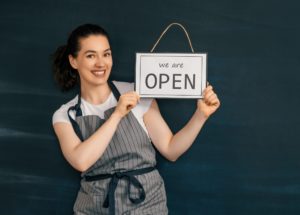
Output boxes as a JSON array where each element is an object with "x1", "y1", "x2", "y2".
[
  {"x1": 86, "y1": 54, "x2": 95, "y2": 59},
  {"x1": 104, "y1": 52, "x2": 111, "y2": 57}
]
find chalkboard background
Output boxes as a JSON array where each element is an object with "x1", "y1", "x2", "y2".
[{"x1": 1, "y1": 0, "x2": 300, "y2": 214}]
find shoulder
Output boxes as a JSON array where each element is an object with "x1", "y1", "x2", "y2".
[{"x1": 52, "y1": 95, "x2": 78, "y2": 125}]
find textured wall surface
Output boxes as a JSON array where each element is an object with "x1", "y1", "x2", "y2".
[{"x1": 0, "y1": 0, "x2": 300, "y2": 214}]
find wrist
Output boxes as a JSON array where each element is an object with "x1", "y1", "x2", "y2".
[
  {"x1": 195, "y1": 109, "x2": 209, "y2": 121},
  {"x1": 111, "y1": 111, "x2": 123, "y2": 122}
]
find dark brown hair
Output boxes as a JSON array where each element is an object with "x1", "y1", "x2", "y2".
[{"x1": 51, "y1": 24, "x2": 110, "y2": 91}]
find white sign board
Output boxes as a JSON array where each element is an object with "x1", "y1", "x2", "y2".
[{"x1": 135, "y1": 53, "x2": 207, "y2": 98}]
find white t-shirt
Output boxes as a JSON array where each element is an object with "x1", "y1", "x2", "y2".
[{"x1": 52, "y1": 81, "x2": 153, "y2": 134}]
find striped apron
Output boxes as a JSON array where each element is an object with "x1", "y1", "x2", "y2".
[{"x1": 67, "y1": 82, "x2": 168, "y2": 215}]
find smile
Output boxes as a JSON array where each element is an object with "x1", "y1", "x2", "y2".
[{"x1": 92, "y1": 70, "x2": 105, "y2": 77}]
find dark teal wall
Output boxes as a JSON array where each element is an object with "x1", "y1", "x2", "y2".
[{"x1": 1, "y1": 0, "x2": 300, "y2": 214}]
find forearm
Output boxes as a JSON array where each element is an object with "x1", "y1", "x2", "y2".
[
  {"x1": 71, "y1": 113, "x2": 122, "y2": 171},
  {"x1": 145, "y1": 85, "x2": 220, "y2": 162},
  {"x1": 167, "y1": 109, "x2": 208, "y2": 161},
  {"x1": 58, "y1": 92, "x2": 140, "y2": 172}
]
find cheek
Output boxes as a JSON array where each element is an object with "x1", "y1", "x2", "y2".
[
  {"x1": 106, "y1": 58, "x2": 113, "y2": 67},
  {"x1": 79, "y1": 59, "x2": 94, "y2": 68}
]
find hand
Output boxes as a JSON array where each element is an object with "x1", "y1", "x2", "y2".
[
  {"x1": 113, "y1": 91, "x2": 140, "y2": 118},
  {"x1": 197, "y1": 84, "x2": 221, "y2": 119}
]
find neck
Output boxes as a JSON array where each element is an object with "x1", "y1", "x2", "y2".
[{"x1": 80, "y1": 82, "x2": 111, "y2": 105}]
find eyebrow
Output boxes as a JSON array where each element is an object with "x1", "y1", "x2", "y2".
[{"x1": 84, "y1": 48, "x2": 111, "y2": 54}]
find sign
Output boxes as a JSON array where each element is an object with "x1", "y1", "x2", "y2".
[{"x1": 135, "y1": 53, "x2": 207, "y2": 98}]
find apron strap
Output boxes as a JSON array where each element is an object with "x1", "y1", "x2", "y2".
[
  {"x1": 74, "y1": 91, "x2": 83, "y2": 117},
  {"x1": 67, "y1": 105, "x2": 84, "y2": 141},
  {"x1": 68, "y1": 81, "x2": 120, "y2": 141},
  {"x1": 108, "y1": 81, "x2": 121, "y2": 101}
]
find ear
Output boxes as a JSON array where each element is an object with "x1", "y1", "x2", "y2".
[{"x1": 68, "y1": 54, "x2": 78, "y2": 69}]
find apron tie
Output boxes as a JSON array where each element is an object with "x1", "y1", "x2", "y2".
[{"x1": 84, "y1": 166, "x2": 155, "y2": 215}]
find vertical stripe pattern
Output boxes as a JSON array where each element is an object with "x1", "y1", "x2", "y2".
[{"x1": 73, "y1": 106, "x2": 168, "y2": 214}]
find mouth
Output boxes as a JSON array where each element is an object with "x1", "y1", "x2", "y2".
[{"x1": 91, "y1": 69, "x2": 106, "y2": 77}]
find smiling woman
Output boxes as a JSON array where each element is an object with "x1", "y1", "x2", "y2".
[
  {"x1": 51, "y1": 23, "x2": 220, "y2": 215},
  {"x1": 68, "y1": 35, "x2": 113, "y2": 94}
]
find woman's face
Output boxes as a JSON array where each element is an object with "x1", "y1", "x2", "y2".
[{"x1": 69, "y1": 35, "x2": 113, "y2": 88}]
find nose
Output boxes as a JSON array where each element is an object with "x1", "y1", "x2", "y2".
[{"x1": 95, "y1": 56, "x2": 105, "y2": 67}]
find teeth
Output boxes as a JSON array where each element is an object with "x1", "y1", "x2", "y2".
[{"x1": 92, "y1": 70, "x2": 105, "y2": 76}]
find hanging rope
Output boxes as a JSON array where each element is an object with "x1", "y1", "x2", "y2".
[{"x1": 150, "y1": 22, "x2": 195, "y2": 53}]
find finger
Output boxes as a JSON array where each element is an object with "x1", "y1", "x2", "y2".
[
  {"x1": 210, "y1": 98, "x2": 219, "y2": 105},
  {"x1": 126, "y1": 101, "x2": 136, "y2": 110},
  {"x1": 206, "y1": 94, "x2": 217, "y2": 103},
  {"x1": 122, "y1": 96, "x2": 137, "y2": 102},
  {"x1": 127, "y1": 95, "x2": 139, "y2": 101},
  {"x1": 205, "y1": 100, "x2": 212, "y2": 106},
  {"x1": 127, "y1": 102, "x2": 138, "y2": 111},
  {"x1": 123, "y1": 99, "x2": 138, "y2": 107},
  {"x1": 203, "y1": 97, "x2": 212, "y2": 105},
  {"x1": 119, "y1": 97, "x2": 137, "y2": 107},
  {"x1": 135, "y1": 93, "x2": 140, "y2": 102},
  {"x1": 206, "y1": 94, "x2": 218, "y2": 104},
  {"x1": 126, "y1": 98, "x2": 139, "y2": 105},
  {"x1": 203, "y1": 85, "x2": 213, "y2": 95},
  {"x1": 125, "y1": 92, "x2": 140, "y2": 101},
  {"x1": 210, "y1": 98, "x2": 220, "y2": 107},
  {"x1": 133, "y1": 91, "x2": 140, "y2": 97},
  {"x1": 207, "y1": 85, "x2": 213, "y2": 90},
  {"x1": 121, "y1": 95, "x2": 138, "y2": 103},
  {"x1": 204, "y1": 91, "x2": 215, "y2": 100},
  {"x1": 134, "y1": 92, "x2": 140, "y2": 102},
  {"x1": 204, "y1": 93, "x2": 216, "y2": 104}
]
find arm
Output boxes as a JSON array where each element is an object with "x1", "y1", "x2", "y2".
[
  {"x1": 143, "y1": 85, "x2": 220, "y2": 162},
  {"x1": 53, "y1": 92, "x2": 140, "y2": 172}
]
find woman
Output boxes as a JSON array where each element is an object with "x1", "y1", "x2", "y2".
[{"x1": 52, "y1": 23, "x2": 220, "y2": 215}]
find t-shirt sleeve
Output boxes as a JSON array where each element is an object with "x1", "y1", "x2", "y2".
[
  {"x1": 137, "y1": 98, "x2": 153, "y2": 115},
  {"x1": 52, "y1": 96, "x2": 78, "y2": 125},
  {"x1": 52, "y1": 104, "x2": 73, "y2": 125}
]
